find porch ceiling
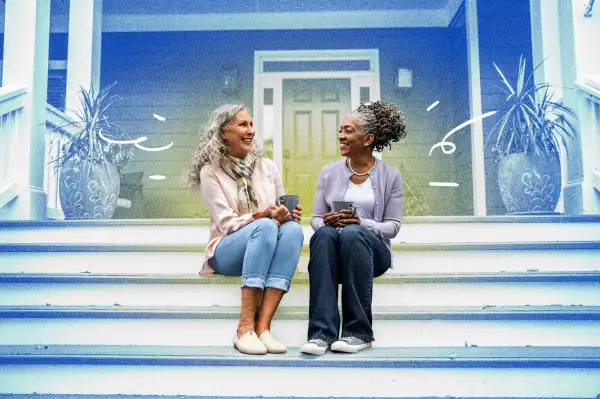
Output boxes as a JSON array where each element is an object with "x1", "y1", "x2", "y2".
[
  {"x1": 100, "y1": 0, "x2": 454, "y2": 14},
  {"x1": 1, "y1": 0, "x2": 464, "y2": 32}
]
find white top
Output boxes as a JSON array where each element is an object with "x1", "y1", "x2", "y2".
[{"x1": 343, "y1": 177, "x2": 375, "y2": 220}]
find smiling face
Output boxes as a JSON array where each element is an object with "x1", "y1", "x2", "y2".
[
  {"x1": 221, "y1": 109, "x2": 254, "y2": 159},
  {"x1": 339, "y1": 115, "x2": 374, "y2": 158}
]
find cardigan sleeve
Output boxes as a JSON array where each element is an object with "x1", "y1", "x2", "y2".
[
  {"x1": 310, "y1": 167, "x2": 329, "y2": 231},
  {"x1": 360, "y1": 170, "x2": 403, "y2": 239}
]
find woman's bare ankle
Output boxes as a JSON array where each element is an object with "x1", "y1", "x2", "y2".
[
  {"x1": 255, "y1": 323, "x2": 270, "y2": 336},
  {"x1": 237, "y1": 324, "x2": 255, "y2": 338}
]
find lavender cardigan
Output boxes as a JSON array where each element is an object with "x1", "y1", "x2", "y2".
[{"x1": 310, "y1": 158, "x2": 404, "y2": 254}]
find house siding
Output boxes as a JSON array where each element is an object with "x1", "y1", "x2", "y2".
[{"x1": 99, "y1": 28, "x2": 472, "y2": 218}]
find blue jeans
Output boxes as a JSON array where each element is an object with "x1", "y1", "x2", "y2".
[
  {"x1": 307, "y1": 224, "x2": 391, "y2": 344},
  {"x1": 209, "y1": 218, "x2": 304, "y2": 292}
]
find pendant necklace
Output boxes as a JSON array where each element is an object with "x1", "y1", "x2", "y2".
[{"x1": 348, "y1": 158, "x2": 377, "y2": 176}]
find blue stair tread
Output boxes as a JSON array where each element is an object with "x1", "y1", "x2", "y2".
[
  {"x1": 1, "y1": 305, "x2": 599, "y2": 320},
  {"x1": 1, "y1": 241, "x2": 599, "y2": 252},
  {"x1": 1, "y1": 345, "x2": 599, "y2": 368},
  {"x1": 1, "y1": 213, "x2": 600, "y2": 227},
  {"x1": 2, "y1": 271, "x2": 600, "y2": 284},
  {"x1": 0, "y1": 396, "x2": 594, "y2": 399}
]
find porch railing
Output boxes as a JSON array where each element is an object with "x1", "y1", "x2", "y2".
[
  {"x1": 577, "y1": 75, "x2": 600, "y2": 213},
  {"x1": 0, "y1": 86, "x2": 26, "y2": 209},
  {"x1": 45, "y1": 104, "x2": 77, "y2": 220}
]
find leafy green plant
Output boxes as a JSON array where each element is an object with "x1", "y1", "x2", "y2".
[
  {"x1": 52, "y1": 82, "x2": 133, "y2": 173},
  {"x1": 398, "y1": 162, "x2": 428, "y2": 216},
  {"x1": 489, "y1": 55, "x2": 578, "y2": 158}
]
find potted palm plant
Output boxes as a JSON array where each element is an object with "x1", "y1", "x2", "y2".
[
  {"x1": 52, "y1": 82, "x2": 133, "y2": 219},
  {"x1": 490, "y1": 56, "x2": 578, "y2": 214}
]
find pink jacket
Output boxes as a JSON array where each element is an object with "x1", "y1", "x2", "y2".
[{"x1": 199, "y1": 157, "x2": 285, "y2": 275}]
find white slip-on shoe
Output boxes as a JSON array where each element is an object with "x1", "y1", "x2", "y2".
[
  {"x1": 258, "y1": 331, "x2": 287, "y2": 354},
  {"x1": 300, "y1": 339, "x2": 329, "y2": 356},
  {"x1": 330, "y1": 337, "x2": 372, "y2": 353},
  {"x1": 233, "y1": 331, "x2": 267, "y2": 355}
]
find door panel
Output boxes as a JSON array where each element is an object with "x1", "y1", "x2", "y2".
[{"x1": 282, "y1": 79, "x2": 351, "y2": 216}]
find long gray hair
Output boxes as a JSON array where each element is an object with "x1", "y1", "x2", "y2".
[{"x1": 188, "y1": 104, "x2": 261, "y2": 186}]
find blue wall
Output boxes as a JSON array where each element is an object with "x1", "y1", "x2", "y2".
[{"x1": 99, "y1": 28, "x2": 472, "y2": 217}]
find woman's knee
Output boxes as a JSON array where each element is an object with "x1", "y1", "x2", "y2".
[
  {"x1": 310, "y1": 225, "x2": 338, "y2": 246},
  {"x1": 279, "y1": 220, "x2": 304, "y2": 242},
  {"x1": 338, "y1": 224, "x2": 367, "y2": 243},
  {"x1": 250, "y1": 217, "x2": 279, "y2": 241}
]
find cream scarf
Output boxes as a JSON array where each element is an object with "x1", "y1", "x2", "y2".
[{"x1": 220, "y1": 154, "x2": 259, "y2": 214}]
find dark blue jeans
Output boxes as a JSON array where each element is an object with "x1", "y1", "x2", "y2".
[{"x1": 307, "y1": 224, "x2": 391, "y2": 344}]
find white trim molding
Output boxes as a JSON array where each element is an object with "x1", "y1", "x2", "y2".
[
  {"x1": 253, "y1": 49, "x2": 380, "y2": 170},
  {"x1": 465, "y1": 0, "x2": 487, "y2": 216},
  {"x1": 0, "y1": 180, "x2": 19, "y2": 209}
]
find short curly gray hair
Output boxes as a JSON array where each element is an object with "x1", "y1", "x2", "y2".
[
  {"x1": 188, "y1": 104, "x2": 261, "y2": 186},
  {"x1": 349, "y1": 101, "x2": 406, "y2": 152}
]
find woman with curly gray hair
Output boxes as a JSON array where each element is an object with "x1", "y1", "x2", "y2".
[
  {"x1": 189, "y1": 104, "x2": 304, "y2": 355},
  {"x1": 300, "y1": 101, "x2": 406, "y2": 356}
]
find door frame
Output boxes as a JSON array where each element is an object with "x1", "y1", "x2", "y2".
[{"x1": 253, "y1": 49, "x2": 381, "y2": 170}]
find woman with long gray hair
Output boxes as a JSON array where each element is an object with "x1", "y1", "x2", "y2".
[{"x1": 189, "y1": 104, "x2": 304, "y2": 355}]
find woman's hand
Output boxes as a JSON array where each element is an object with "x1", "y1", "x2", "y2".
[
  {"x1": 336, "y1": 208, "x2": 360, "y2": 227},
  {"x1": 323, "y1": 211, "x2": 339, "y2": 226},
  {"x1": 292, "y1": 204, "x2": 302, "y2": 222},
  {"x1": 265, "y1": 204, "x2": 291, "y2": 224}
]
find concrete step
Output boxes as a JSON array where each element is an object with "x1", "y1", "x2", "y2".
[
  {"x1": 1, "y1": 397, "x2": 587, "y2": 399},
  {"x1": 1, "y1": 215, "x2": 599, "y2": 245},
  {"x1": 4, "y1": 397, "x2": 588, "y2": 399},
  {"x1": 0, "y1": 271, "x2": 597, "y2": 307},
  {"x1": 0, "y1": 345, "x2": 599, "y2": 397},
  {"x1": 0, "y1": 305, "x2": 598, "y2": 347},
  {"x1": 2, "y1": 396, "x2": 589, "y2": 399},
  {"x1": 1, "y1": 242, "x2": 599, "y2": 275}
]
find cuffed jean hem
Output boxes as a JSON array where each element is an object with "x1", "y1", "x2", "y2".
[
  {"x1": 265, "y1": 274, "x2": 292, "y2": 292},
  {"x1": 241, "y1": 274, "x2": 266, "y2": 289},
  {"x1": 341, "y1": 331, "x2": 374, "y2": 343},
  {"x1": 309, "y1": 332, "x2": 338, "y2": 345}
]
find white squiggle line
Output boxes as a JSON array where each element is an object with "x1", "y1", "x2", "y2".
[
  {"x1": 429, "y1": 182, "x2": 459, "y2": 187},
  {"x1": 428, "y1": 111, "x2": 497, "y2": 156},
  {"x1": 135, "y1": 142, "x2": 174, "y2": 152},
  {"x1": 98, "y1": 128, "x2": 148, "y2": 145},
  {"x1": 427, "y1": 101, "x2": 440, "y2": 112}
]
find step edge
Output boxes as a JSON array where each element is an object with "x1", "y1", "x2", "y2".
[
  {"x1": 1, "y1": 241, "x2": 599, "y2": 252},
  {"x1": 1, "y1": 345, "x2": 599, "y2": 368},
  {"x1": 1, "y1": 271, "x2": 600, "y2": 284},
  {"x1": 1, "y1": 305, "x2": 599, "y2": 320},
  {"x1": 2, "y1": 214, "x2": 600, "y2": 228}
]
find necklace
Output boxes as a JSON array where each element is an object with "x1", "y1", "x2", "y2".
[{"x1": 348, "y1": 158, "x2": 377, "y2": 176}]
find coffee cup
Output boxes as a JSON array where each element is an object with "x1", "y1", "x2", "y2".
[
  {"x1": 278, "y1": 194, "x2": 300, "y2": 214},
  {"x1": 333, "y1": 200, "x2": 354, "y2": 213}
]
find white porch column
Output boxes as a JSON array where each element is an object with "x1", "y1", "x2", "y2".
[
  {"x1": 465, "y1": 0, "x2": 487, "y2": 215},
  {"x1": 530, "y1": 0, "x2": 584, "y2": 214},
  {"x1": 1, "y1": 0, "x2": 50, "y2": 220},
  {"x1": 557, "y1": 0, "x2": 584, "y2": 214},
  {"x1": 65, "y1": 0, "x2": 103, "y2": 114}
]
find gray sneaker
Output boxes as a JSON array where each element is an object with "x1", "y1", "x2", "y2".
[
  {"x1": 330, "y1": 337, "x2": 372, "y2": 353},
  {"x1": 300, "y1": 339, "x2": 329, "y2": 356}
]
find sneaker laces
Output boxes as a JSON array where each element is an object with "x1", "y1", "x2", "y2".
[
  {"x1": 307, "y1": 339, "x2": 324, "y2": 344},
  {"x1": 340, "y1": 337, "x2": 356, "y2": 343}
]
